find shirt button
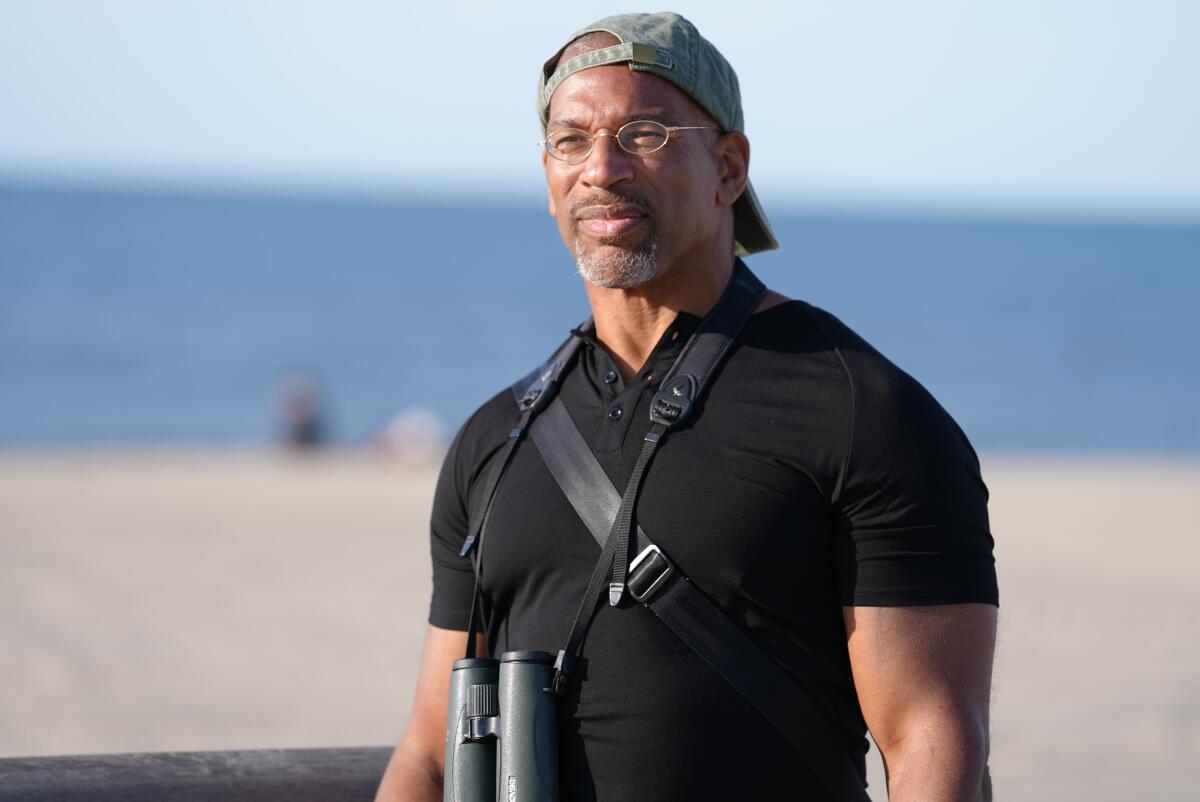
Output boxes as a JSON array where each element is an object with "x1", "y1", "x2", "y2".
[
  {"x1": 603, "y1": 370, "x2": 617, "y2": 384},
  {"x1": 608, "y1": 404, "x2": 624, "y2": 421}
]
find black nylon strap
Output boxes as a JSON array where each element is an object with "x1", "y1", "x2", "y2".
[
  {"x1": 460, "y1": 332, "x2": 584, "y2": 659},
  {"x1": 550, "y1": 260, "x2": 766, "y2": 676},
  {"x1": 606, "y1": 262, "x2": 767, "y2": 598},
  {"x1": 647, "y1": 574, "x2": 870, "y2": 802},
  {"x1": 461, "y1": 404, "x2": 531, "y2": 659},
  {"x1": 659, "y1": 261, "x2": 765, "y2": 390},
  {"x1": 532, "y1": 397, "x2": 652, "y2": 554},
  {"x1": 549, "y1": 419, "x2": 667, "y2": 695},
  {"x1": 605, "y1": 424, "x2": 665, "y2": 603}
]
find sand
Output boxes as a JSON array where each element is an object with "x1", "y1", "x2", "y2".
[{"x1": 1, "y1": 449, "x2": 1197, "y2": 800}]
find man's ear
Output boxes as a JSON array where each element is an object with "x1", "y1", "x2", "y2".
[
  {"x1": 715, "y1": 131, "x2": 750, "y2": 207},
  {"x1": 544, "y1": 151, "x2": 558, "y2": 217}
]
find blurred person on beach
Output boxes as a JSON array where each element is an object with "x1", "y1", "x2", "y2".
[
  {"x1": 276, "y1": 371, "x2": 325, "y2": 448},
  {"x1": 376, "y1": 408, "x2": 446, "y2": 464},
  {"x1": 377, "y1": 12, "x2": 997, "y2": 802}
]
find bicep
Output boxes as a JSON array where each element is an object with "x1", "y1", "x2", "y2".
[{"x1": 844, "y1": 604, "x2": 996, "y2": 756}]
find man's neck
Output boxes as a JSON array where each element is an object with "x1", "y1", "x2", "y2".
[{"x1": 584, "y1": 254, "x2": 735, "y2": 381}]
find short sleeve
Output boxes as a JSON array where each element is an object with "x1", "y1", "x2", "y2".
[
  {"x1": 834, "y1": 356, "x2": 998, "y2": 607},
  {"x1": 427, "y1": 421, "x2": 479, "y2": 630}
]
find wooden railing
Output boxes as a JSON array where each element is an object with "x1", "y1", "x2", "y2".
[{"x1": 0, "y1": 746, "x2": 392, "y2": 801}]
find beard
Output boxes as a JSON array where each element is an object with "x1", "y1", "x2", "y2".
[
  {"x1": 571, "y1": 192, "x2": 659, "y2": 289},
  {"x1": 575, "y1": 234, "x2": 659, "y2": 289}
]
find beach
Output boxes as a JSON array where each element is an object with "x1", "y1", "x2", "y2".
[{"x1": 1, "y1": 449, "x2": 1196, "y2": 800}]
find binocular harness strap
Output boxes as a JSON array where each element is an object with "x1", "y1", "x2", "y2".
[
  {"x1": 461, "y1": 260, "x2": 871, "y2": 799},
  {"x1": 521, "y1": 262, "x2": 873, "y2": 802},
  {"x1": 552, "y1": 259, "x2": 766, "y2": 691}
]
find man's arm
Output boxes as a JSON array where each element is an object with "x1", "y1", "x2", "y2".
[
  {"x1": 375, "y1": 625, "x2": 486, "y2": 802},
  {"x1": 844, "y1": 603, "x2": 997, "y2": 802}
]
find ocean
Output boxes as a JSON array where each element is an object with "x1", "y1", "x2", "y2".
[{"x1": 1, "y1": 182, "x2": 1197, "y2": 452}]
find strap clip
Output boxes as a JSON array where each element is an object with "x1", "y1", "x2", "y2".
[
  {"x1": 649, "y1": 374, "x2": 697, "y2": 427},
  {"x1": 608, "y1": 581, "x2": 624, "y2": 607},
  {"x1": 544, "y1": 649, "x2": 576, "y2": 696},
  {"x1": 627, "y1": 544, "x2": 675, "y2": 603},
  {"x1": 519, "y1": 361, "x2": 561, "y2": 413}
]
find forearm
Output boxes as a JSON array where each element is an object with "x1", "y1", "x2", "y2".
[
  {"x1": 376, "y1": 626, "x2": 479, "y2": 802},
  {"x1": 880, "y1": 722, "x2": 991, "y2": 802}
]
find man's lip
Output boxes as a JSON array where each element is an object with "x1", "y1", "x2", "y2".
[
  {"x1": 578, "y1": 215, "x2": 646, "y2": 238},
  {"x1": 575, "y1": 204, "x2": 647, "y2": 220}
]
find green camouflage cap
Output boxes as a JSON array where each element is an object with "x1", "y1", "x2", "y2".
[{"x1": 537, "y1": 12, "x2": 779, "y2": 256}]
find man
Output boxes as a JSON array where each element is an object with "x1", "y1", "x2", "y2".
[{"x1": 377, "y1": 12, "x2": 997, "y2": 802}]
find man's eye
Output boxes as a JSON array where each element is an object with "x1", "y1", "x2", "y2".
[
  {"x1": 619, "y1": 123, "x2": 668, "y2": 152},
  {"x1": 629, "y1": 132, "x2": 666, "y2": 145},
  {"x1": 553, "y1": 133, "x2": 589, "y2": 151}
]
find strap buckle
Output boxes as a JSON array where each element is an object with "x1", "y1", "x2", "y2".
[{"x1": 627, "y1": 544, "x2": 675, "y2": 603}]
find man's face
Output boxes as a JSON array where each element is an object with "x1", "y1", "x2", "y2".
[{"x1": 543, "y1": 65, "x2": 724, "y2": 289}]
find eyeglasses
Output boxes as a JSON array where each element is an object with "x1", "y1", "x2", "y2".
[{"x1": 540, "y1": 119, "x2": 719, "y2": 164}]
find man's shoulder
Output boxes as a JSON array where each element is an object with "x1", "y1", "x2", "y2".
[
  {"x1": 746, "y1": 298, "x2": 954, "y2": 427},
  {"x1": 451, "y1": 384, "x2": 521, "y2": 462},
  {"x1": 743, "y1": 298, "x2": 899, "y2": 382},
  {"x1": 447, "y1": 344, "x2": 562, "y2": 469}
]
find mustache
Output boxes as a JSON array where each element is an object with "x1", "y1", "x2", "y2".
[{"x1": 570, "y1": 192, "x2": 653, "y2": 220}]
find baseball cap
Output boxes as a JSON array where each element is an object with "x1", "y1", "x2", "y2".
[{"x1": 537, "y1": 12, "x2": 779, "y2": 256}]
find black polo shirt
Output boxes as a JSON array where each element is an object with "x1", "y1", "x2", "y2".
[{"x1": 428, "y1": 299, "x2": 997, "y2": 802}]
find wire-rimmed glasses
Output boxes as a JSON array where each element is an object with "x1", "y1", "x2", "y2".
[{"x1": 540, "y1": 119, "x2": 718, "y2": 164}]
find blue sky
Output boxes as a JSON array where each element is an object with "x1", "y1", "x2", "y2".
[{"x1": 2, "y1": 1, "x2": 1197, "y2": 218}]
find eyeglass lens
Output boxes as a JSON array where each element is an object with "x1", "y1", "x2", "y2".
[{"x1": 546, "y1": 120, "x2": 670, "y2": 162}]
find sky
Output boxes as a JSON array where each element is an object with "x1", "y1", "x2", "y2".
[{"x1": 1, "y1": 0, "x2": 1198, "y2": 218}]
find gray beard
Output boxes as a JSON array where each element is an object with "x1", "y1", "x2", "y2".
[{"x1": 575, "y1": 237, "x2": 658, "y2": 289}]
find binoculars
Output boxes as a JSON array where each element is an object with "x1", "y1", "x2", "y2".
[{"x1": 444, "y1": 651, "x2": 559, "y2": 802}]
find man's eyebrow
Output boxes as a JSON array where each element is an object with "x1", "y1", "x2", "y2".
[
  {"x1": 546, "y1": 111, "x2": 683, "y2": 130},
  {"x1": 630, "y1": 112, "x2": 680, "y2": 125}
]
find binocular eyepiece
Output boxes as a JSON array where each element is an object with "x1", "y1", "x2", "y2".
[{"x1": 444, "y1": 651, "x2": 559, "y2": 802}]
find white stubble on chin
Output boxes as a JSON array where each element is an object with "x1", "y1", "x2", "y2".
[{"x1": 575, "y1": 238, "x2": 658, "y2": 289}]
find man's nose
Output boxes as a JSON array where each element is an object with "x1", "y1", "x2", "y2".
[{"x1": 580, "y1": 132, "x2": 635, "y2": 189}]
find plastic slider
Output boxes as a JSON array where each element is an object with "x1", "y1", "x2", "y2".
[{"x1": 458, "y1": 533, "x2": 478, "y2": 558}]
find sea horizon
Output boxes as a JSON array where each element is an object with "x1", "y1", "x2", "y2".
[{"x1": 2, "y1": 179, "x2": 1198, "y2": 453}]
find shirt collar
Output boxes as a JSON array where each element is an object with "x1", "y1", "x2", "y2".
[{"x1": 570, "y1": 310, "x2": 702, "y2": 385}]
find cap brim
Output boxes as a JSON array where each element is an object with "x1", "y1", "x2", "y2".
[{"x1": 733, "y1": 180, "x2": 778, "y2": 256}]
